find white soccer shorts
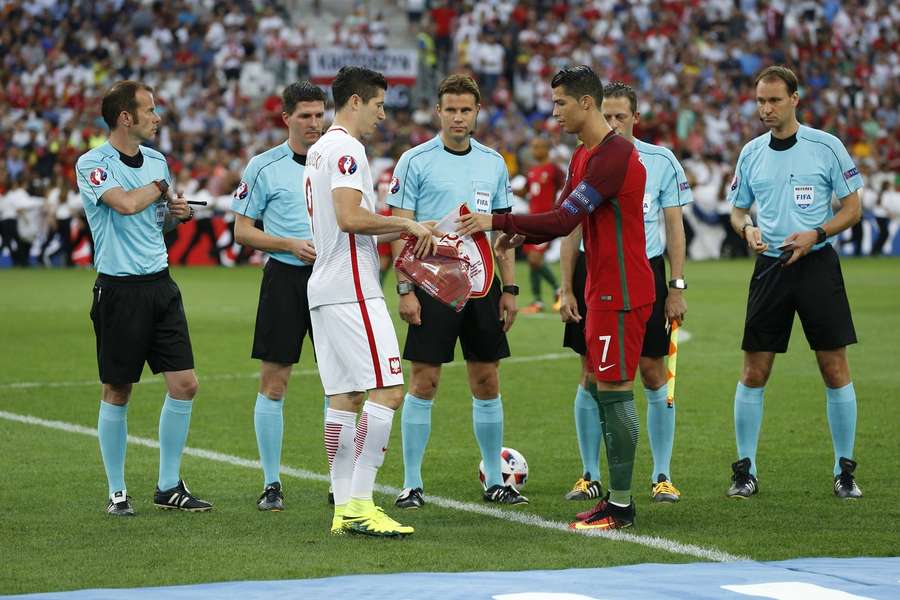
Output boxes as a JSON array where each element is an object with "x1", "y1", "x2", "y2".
[{"x1": 310, "y1": 298, "x2": 404, "y2": 395}]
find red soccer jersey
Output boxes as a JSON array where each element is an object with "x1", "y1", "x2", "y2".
[
  {"x1": 493, "y1": 132, "x2": 654, "y2": 312},
  {"x1": 526, "y1": 162, "x2": 565, "y2": 214}
]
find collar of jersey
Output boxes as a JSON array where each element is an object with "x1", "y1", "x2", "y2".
[
  {"x1": 443, "y1": 143, "x2": 471, "y2": 156},
  {"x1": 768, "y1": 132, "x2": 798, "y2": 151},
  {"x1": 118, "y1": 149, "x2": 144, "y2": 168}
]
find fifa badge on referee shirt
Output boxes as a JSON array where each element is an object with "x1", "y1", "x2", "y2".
[{"x1": 793, "y1": 185, "x2": 814, "y2": 210}]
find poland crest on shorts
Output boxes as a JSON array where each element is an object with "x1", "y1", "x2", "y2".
[{"x1": 434, "y1": 203, "x2": 494, "y2": 298}]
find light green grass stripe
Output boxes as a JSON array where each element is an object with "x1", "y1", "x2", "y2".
[{"x1": 0, "y1": 409, "x2": 746, "y2": 563}]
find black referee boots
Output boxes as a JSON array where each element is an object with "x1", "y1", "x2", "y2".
[{"x1": 153, "y1": 480, "x2": 213, "y2": 512}]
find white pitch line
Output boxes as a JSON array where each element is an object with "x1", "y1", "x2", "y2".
[
  {"x1": 0, "y1": 352, "x2": 578, "y2": 391},
  {"x1": 0, "y1": 409, "x2": 744, "y2": 563}
]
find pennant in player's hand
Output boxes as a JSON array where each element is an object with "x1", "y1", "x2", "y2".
[
  {"x1": 395, "y1": 240, "x2": 472, "y2": 312},
  {"x1": 432, "y1": 204, "x2": 494, "y2": 298}
]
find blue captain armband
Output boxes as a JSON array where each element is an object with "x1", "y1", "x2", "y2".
[{"x1": 561, "y1": 181, "x2": 604, "y2": 215}]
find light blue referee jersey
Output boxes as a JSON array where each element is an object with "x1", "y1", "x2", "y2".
[
  {"x1": 231, "y1": 141, "x2": 312, "y2": 267},
  {"x1": 728, "y1": 124, "x2": 863, "y2": 258},
  {"x1": 387, "y1": 135, "x2": 512, "y2": 220},
  {"x1": 76, "y1": 142, "x2": 171, "y2": 276},
  {"x1": 634, "y1": 138, "x2": 693, "y2": 259}
]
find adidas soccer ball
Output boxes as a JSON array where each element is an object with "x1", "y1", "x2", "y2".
[{"x1": 478, "y1": 447, "x2": 528, "y2": 490}]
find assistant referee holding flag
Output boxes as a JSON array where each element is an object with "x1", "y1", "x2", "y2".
[
  {"x1": 77, "y1": 81, "x2": 212, "y2": 516},
  {"x1": 727, "y1": 66, "x2": 863, "y2": 500}
]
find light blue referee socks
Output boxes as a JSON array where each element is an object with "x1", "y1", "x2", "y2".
[
  {"x1": 401, "y1": 393, "x2": 433, "y2": 490},
  {"x1": 574, "y1": 384, "x2": 603, "y2": 481},
  {"x1": 254, "y1": 393, "x2": 284, "y2": 486},
  {"x1": 734, "y1": 382, "x2": 764, "y2": 476},
  {"x1": 473, "y1": 396, "x2": 504, "y2": 488},
  {"x1": 158, "y1": 395, "x2": 193, "y2": 491},
  {"x1": 98, "y1": 401, "x2": 128, "y2": 495},
  {"x1": 826, "y1": 382, "x2": 857, "y2": 476},
  {"x1": 645, "y1": 384, "x2": 674, "y2": 481}
]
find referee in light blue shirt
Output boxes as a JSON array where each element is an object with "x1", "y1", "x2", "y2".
[
  {"x1": 387, "y1": 74, "x2": 527, "y2": 508},
  {"x1": 231, "y1": 81, "x2": 325, "y2": 511},
  {"x1": 726, "y1": 65, "x2": 864, "y2": 500},
  {"x1": 76, "y1": 80, "x2": 211, "y2": 517}
]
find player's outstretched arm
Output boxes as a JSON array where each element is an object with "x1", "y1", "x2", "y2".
[
  {"x1": 457, "y1": 183, "x2": 593, "y2": 240},
  {"x1": 334, "y1": 188, "x2": 434, "y2": 257}
]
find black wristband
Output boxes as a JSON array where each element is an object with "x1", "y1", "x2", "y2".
[
  {"x1": 502, "y1": 284, "x2": 519, "y2": 296},
  {"x1": 815, "y1": 226, "x2": 827, "y2": 244}
]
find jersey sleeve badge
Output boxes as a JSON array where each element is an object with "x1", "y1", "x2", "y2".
[
  {"x1": 235, "y1": 180, "x2": 249, "y2": 199},
  {"x1": 390, "y1": 176, "x2": 400, "y2": 194},
  {"x1": 337, "y1": 155, "x2": 358, "y2": 175},
  {"x1": 89, "y1": 168, "x2": 108, "y2": 186}
]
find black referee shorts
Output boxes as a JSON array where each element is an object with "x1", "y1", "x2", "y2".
[
  {"x1": 641, "y1": 255, "x2": 670, "y2": 358},
  {"x1": 563, "y1": 252, "x2": 670, "y2": 358},
  {"x1": 90, "y1": 269, "x2": 194, "y2": 385},
  {"x1": 403, "y1": 277, "x2": 511, "y2": 364},
  {"x1": 251, "y1": 258, "x2": 314, "y2": 365},
  {"x1": 742, "y1": 244, "x2": 857, "y2": 353},
  {"x1": 562, "y1": 251, "x2": 589, "y2": 356}
]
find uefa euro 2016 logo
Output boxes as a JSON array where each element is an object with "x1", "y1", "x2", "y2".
[
  {"x1": 390, "y1": 176, "x2": 400, "y2": 194},
  {"x1": 338, "y1": 155, "x2": 358, "y2": 175},
  {"x1": 89, "y1": 168, "x2": 107, "y2": 186},
  {"x1": 235, "y1": 181, "x2": 249, "y2": 200}
]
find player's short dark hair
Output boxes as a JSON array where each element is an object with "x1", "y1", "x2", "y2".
[
  {"x1": 437, "y1": 74, "x2": 481, "y2": 106},
  {"x1": 603, "y1": 81, "x2": 638, "y2": 114},
  {"x1": 332, "y1": 66, "x2": 388, "y2": 111},
  {"x1": 755, "y1": 65, "x2": 799, "y2": 96},
  {"x1": 101, "y1": 81, "x2": 154, "y2": 129},
  {"x1": 551, "y1": 65, "x2": 603, "y2": 107},
  {"x1": 282, "y1": 81, "x2": 327, "y2": 114}
]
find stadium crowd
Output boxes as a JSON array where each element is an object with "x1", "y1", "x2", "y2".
[{"x1": 1, "y1": 0, "x2": 899, "y2": 267}]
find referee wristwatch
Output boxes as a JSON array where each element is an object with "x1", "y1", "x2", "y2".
[
  {"x1": 396, "y1": 281, "x2": 415, "y2": 295},
  {"x1": 669, "y1": 278, "x2": 687, "y2": 290},
  {"x1": 815, "y1": 226, "x2": 827, "y2": 244},
  {"x1": 153, "y1": 179, "x2": 169, "y2": 198},
  {"x1": 502, "y1": 284, "x2": 519, "y2": 296}
]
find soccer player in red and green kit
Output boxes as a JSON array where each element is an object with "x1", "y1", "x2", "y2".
[{"x1": 458, "y1": 65, "x2": 653, "y2": 529}]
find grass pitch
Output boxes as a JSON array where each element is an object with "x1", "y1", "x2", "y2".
[{"x1": 1, "y1": 257, "x2": 898, "y2": 594}]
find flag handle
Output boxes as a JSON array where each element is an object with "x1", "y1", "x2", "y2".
[{"x1": 665, "y1": 320, "x2": 680, "y2": 408}]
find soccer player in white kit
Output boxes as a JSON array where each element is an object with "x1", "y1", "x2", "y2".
[{"x1": 304, "y1": 66, "x2": 435, "y2": 537}]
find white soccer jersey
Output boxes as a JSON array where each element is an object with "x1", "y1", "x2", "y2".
[{"x1": 304, "y1": 126, "x2": 383, "y2": 309}]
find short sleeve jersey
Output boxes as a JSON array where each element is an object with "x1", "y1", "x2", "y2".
[
  {"x1": 633, "y1": 138, "x2": 693, "y2": 259},
  {"x1": 728, "y1": 124, "x2": 864, "y2": 257},
  {"x1": 231, "y1": 141, "x2": 312, "y2": 267},
  {"x1": 387, "y1": 135, "x2": 512, "y2": 220},
  {"x1": 303, "y1": 127, "x2": 382, "y2": 309},
  {"x1": 526, "y1": 161, "x2": 566, "y2": 214},
  {"x1": 76, "y1": 142, "x2": 172, "y2": 276}
]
